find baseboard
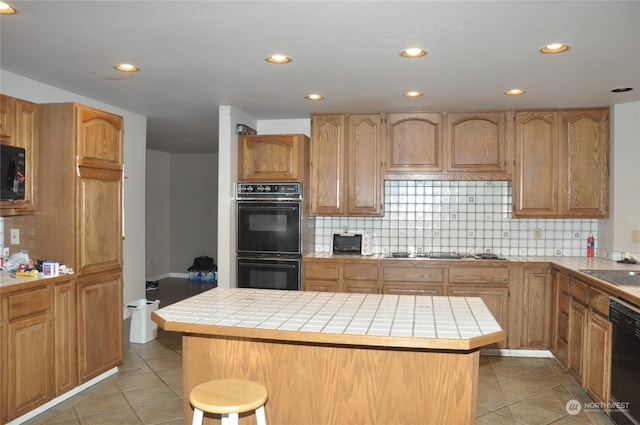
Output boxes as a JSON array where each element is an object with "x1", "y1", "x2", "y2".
[
  {"x1": 6, "y1": 367, "x2": 119, "y2": 425},
  {"x1": 169, "y1": 272, "x2": 189, "y2": 279},
  {"x1": 480, "y1": 348, "x2": 554, "y2": 358},
  {"x1": 145, "y1": 273, "x2": 170, "y2": 282}
]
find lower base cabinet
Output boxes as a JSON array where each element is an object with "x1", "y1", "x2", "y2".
[
  {"x1": 54, "y1": 280, "x2": 77, "y2": 395},
  {"x1": 77, "y1": 272, "x2": 124, "y2": 383},
  {"x1": 585, "y1": 312, "x2": 612, "y2": 407}
]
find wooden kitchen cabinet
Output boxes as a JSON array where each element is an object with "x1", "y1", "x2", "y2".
[
  {"x1": 53, "y1": 279, "x2": 77, "y2": 395},
  {"x1": 585, "y1": 286, "x2": 612, "y2": 407},
  {"x1": 514, "y1": 108, "x2": 609, "y2": 218},
  {"x1": 238, "y1": 134, "x2": 310, "y2": 182},
  {"x1": 445, "y1": 111, "x2": 509, "y2": 175},
  {"x1": 381, "y1": 262, "x2": 444, "y2": 295},
  {"x1": 0, "y1": 94, "x2": 39, "y2": 215},
  {"x1": 36, "y1": 102, "x2": 124, "y2": 386},
  {"x1": 303, "y1": 259, "x2": 380, "y2": 293},
  {"x1": 310, "y1": 113, "x2": 383, "y2": 216},
  {"x1": 77, "y1": 272, "x2": 123, "y2": 383},
  {"x1": 385, "y1": 112, "x2": 444, "y2": 175},
  {"x1": 551, "y1": 269, "x2": 570, "y2": 367},
  {"x1": 2, "y1": 285, "x2": 53, "y2": 422},
  {"x1": 516, "y1": 266, "x2": 551, "y2": 349},
  {"x1": 568, "y1": 278, "x2": 589, "y2": 384}
]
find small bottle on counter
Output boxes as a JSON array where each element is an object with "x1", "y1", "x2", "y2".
[{"x1": 587, "y1": 234, "x2": 595, "y2": 257}]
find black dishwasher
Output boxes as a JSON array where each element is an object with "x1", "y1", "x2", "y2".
[{"x1": 609, "y1": 298, "x2": 640, "y2": 425}]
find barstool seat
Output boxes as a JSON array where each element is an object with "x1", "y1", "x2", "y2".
[{"x1": 189, "y1": 379, "x2": 268, "y2": 425}]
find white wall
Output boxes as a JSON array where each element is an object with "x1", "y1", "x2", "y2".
[
  {"x1": 145, "y1": 149, "x2": 171, "y2": 281},
  {"x1": 169, "y1": 153, "x2": 218, "y2": 275},
  {"x1": 1, "y1": 70, "x2": 147, "y2": 304},
  {"x1": 601, "y1": 101, "x2": 640, "y2": 258}
]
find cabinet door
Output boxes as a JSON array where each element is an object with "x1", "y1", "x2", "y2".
[
  {"x1": 559, "y1": 109, "x2": 609, "y2": 217},
  {"x1": 6, "y1": 314, "x2": 52, "y2": 420},
  {"x1": 342, "y1": 263, "x2": 379, "y2": 293},
  {"x1": 303, "y1": 261, "x2": 339, "y2": 292},
  {"x1": 513, "y1": 111, "x2": 559, "y2": 216},
  {"x1": 446, "y1": 112, "x2": 507, "y2": 173},
  {"x1": 238, "y1": 134, "x2": 307, "y2": 181},
  {"x1": 77, "y1": 167, "x2": 123, "y2": 275},
  {"x1": 76, "y1": 105, "x2": 123, "y2": 169},
  {"x1": 447, "y1": 285, "x2": 509, "y2": 348},
  {"x1": 568, "y1": 299, "x2": 588, "y2": 384},
  {"x1": 551, "y1": 270, "x2": 570, "y2": 367},
  {"x1": 0, "y1": 94, "x2": 13, "y2": 141},
  {"x1": 585, "y1": 312, "x2": 611, "y2": 407},
  {"x1": 347, "y1": 114, "x2": 383, "y2": 216},
  {"x1": 54, "y1": 280, "x2": 77, "y2": 395},
  {"x1": 77, "y1": 272, "x2": 123, "y2": 383},
  {"x1": 519, "y1": 268, "x2": 551, "y2": 349},
  {"x1": 385, "y1": 112, "x2": 443, "y2": 174},
  {"x1": 310, "y1": 114, "x2": 347, "y2": 215}
]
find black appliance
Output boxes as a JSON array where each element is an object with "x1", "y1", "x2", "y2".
[
  {"x1": 236, "y1": 182, "x2": 302, "y2": 290},
  {"x1": 609, "y1": 297, "x2": 640, "y2": 425},
  {"x1": 0, "y1": 144, "x2": 26, "y2": 201},
  {"x1": 333, "y1": 233, "x2": 362, "y2": 255}
]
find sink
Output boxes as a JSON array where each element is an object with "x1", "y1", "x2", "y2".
[{"x1": 579, "y1": 269, "x2": 640, "y2": 286}]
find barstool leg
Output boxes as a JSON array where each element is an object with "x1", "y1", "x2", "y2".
[
  {"x1": 228, "y1": 412, "x2": 239, "y2": 425},
  {"x1": 255, "y1": 405, "x2": 267, "y2": 425},
  {"x1": 192, "y1": 407, "x2": 204, "y2": 425}
]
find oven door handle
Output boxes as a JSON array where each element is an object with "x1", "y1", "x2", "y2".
[
  {"x1": 239, "y1": 261, "x2": 299, "y2": 269},
  {"x1": 238, "y1": 205, "x2": 298, "y2": 211}
]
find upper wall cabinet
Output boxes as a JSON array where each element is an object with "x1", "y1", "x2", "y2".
[
  {"x1": 238, "y1": 134, "x2": 309, "y2": 182},
  {"x1": 0, "y1": 94, "x2": 39, "y2": 216},
  {"x1": 310, "y1": 114, "x2": 383, "y2": 216},
  {"x1": 514, "y1": 108, "x2": 609, "y2": 218},
  {"x1": 385, "y1": 111, "x2": 510, "y2": 180},
  {"x1": 385, "y1": 112, "x2": 444, "y2": 174}
]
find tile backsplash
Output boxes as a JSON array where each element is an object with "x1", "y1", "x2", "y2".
[{"x1": 313, "y1": 180, "x2": 599, "y2": 257}]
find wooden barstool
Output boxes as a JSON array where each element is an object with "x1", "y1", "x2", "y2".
[{"x1": 189, "y1": 379, "x2": 268, "y2": 425}]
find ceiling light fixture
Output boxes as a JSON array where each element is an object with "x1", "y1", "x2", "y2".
[
  {"x1": 611, "y1": 87, "x2": 634, "y2": 93},
  {"x1": 0, "y1": 1, "x2": 17, "y2": 14},
  {"x1": 505, "y1": 89, "x2": 525, "y2": 96},
  {"x1": 266, "y1": 54, "x2": 292, "y2": 64},
  {"x1": 400, "y1": 48, "x2": 427, "y2": 58},
  {"x1": 305, "y1": 94, "x2": 324, "y2": 101},
  {"x1": 404, "y1": 91, "x2": 423, "y2": 98},
  {"x1": 114, "y1": 63, "x2": 140, "y2": 72},
  {"x1": 540, "y1": 43, "x2": 570, "y2": 54}
]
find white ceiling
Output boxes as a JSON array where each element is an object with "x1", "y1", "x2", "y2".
[{"x1": 2, "y1": 1, "x2": 639, "y2": 153}]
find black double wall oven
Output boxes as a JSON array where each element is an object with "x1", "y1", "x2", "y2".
[{"x1": 236, "y1": 182, "x2": 302, "y2": 290}]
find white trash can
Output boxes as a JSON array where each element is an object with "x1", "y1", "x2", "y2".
[{"x1": 126, "y1": 299, "x2": 160, "y2": 343}]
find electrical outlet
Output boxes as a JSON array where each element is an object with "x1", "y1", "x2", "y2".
[
  {"x1": 632, "y1": 230, "x2": 640, "y2": 244},
  {"x1": 533, "y1": 228, "x2": 543, "y2": 240},
  {"x1": 10, "y1": 228, "x2": 20, "y2": 245}
]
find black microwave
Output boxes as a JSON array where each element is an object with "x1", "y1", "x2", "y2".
[{"x1": 0, "y1": 144, "x2": 26, "y2": 201}]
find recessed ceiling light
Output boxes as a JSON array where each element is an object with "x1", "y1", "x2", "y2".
[
  {"x1": 540, "y1": 43, "x2": 570, "y2": 54},
  {"x1": 505, "y1": 89, "x2": 526, "y2": 96},
  {"x1": 611, "y1": 87, "x2": 634, "y2": 93},
  {"x1": 266, "y1": 54, "x2": 292, "y2": 64},
  {"x1": 114, "y1": 63, "x2": 140, "y2": 72},
  {"x1": 0, "y1": 1, "x2": 17, "y2": 14},
  {"x1": 404, "y1": 91, "x2": 423, "y2": 98},
  {"x1": 305, "y1": 94, "x2": 324, "y2": 101},
  {"x1": 400, "y1": 48, "x2": 428, "y2": 58}
]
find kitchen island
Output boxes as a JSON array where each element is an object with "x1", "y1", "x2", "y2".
[{"x1": 152, "y1": 288, "x2": 504, "y2": 425}]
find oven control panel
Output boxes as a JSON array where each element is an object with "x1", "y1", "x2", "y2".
[{"x1": 237, "y1": 182, "x2": 302, "y2": 199}]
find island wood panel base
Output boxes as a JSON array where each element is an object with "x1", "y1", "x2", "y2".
[{"x1": 182, "y1": 334, "x2": 479, "y2": 425}]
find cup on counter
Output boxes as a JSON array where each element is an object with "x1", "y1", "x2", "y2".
[{"x1": 42, "y1": 261, "x2": 60, "y2": 277}]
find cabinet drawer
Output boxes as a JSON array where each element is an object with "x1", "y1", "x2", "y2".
[
  {"x1": 343, "y1": 264, "x2": 378, "y2": 281},
  {"x1": 304, "y1": 263, "x2": 339, "y2": 280},
  {"x1": 448, "y1": 267, "x2": 509, "y2": 284},
  {"x1": 570, "y1": 279, "x2": 589, "y2": 305},
  {"x1": 589, "y1": 287, "x2": 610, "y2": 317},
  {"x1": 9, "y1": 286, "x2": 50, "y2": 320},
  {"x1": 383, "y1": 266, "x2": 444, "y2": 282}
]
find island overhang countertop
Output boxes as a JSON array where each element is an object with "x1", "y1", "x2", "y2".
[{"x1": 151, "y1": 287, "x2": 505, "y2": 350}]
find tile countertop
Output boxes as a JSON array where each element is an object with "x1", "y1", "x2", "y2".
[
  {"x1": 0, "y1": 271, "x2": 74, "y2": 292},
  {"x1": 304, "y1": 254, "x2": 640, "y2": 305},
  {"x1": 152, "y1": 288, "x2": 506, "y2": 350}
]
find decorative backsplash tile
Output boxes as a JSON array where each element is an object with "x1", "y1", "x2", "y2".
[{"x1": 313, "y1": 181, "x2": 599, "y2": 257}]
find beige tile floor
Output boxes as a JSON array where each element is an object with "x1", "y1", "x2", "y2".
[{"x1": 21, "y1": 331, "x2": 614, "y2": 425}]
